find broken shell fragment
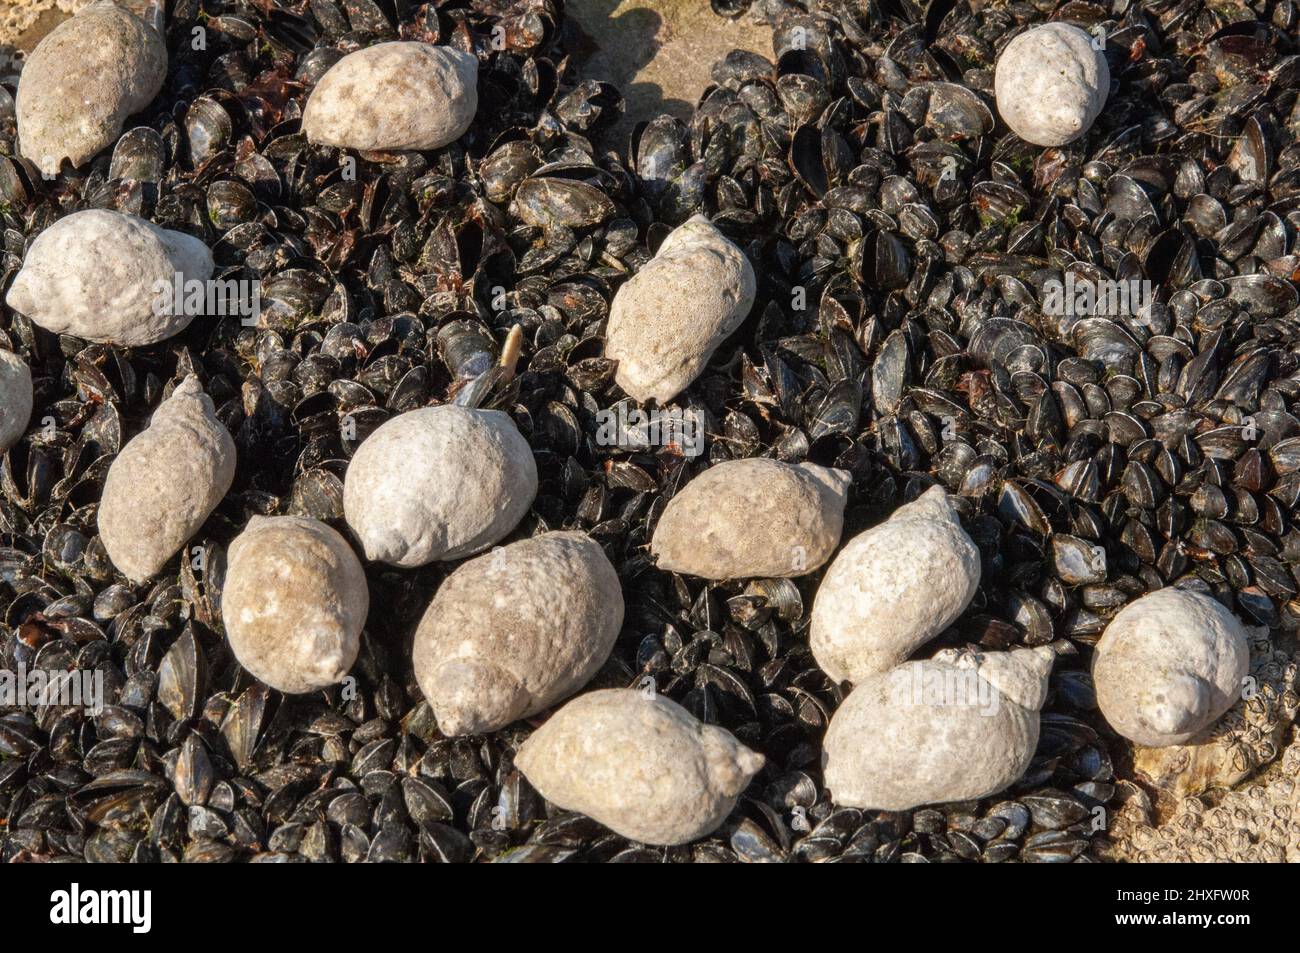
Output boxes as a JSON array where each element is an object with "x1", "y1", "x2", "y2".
[
  {"x1": 413, "y1": 531, "x2": 624, "y2": 736},
  {"x1": 5, "y1": 209, "x2": 214, "y2": 347},
  {"x1": 604, "y1": 214, "x2": 756, "y2": 404},
  {"x1": 98, "y1": 376, "x2": 237, "y2": 584},
  {"x1": 302, "y1": 42, "x2": 478, "y2": 152},
  {"x1": 994, "y1": 22, "x2": 1110, "y2": 147},
  {"x1": 651, "y1": 458, "x2": 851, "y2": 579},
  {"x1": 811, "y1": 485, "x2": 981, "y2": 684},
  {"x1": 17, "y1": 1, "x2": 167, "y2": 175},
  {"x1": 1093, "y1": 587, "x2": 1250, "y2": 747},
  {"x1": 0, "y1": 349, "x2": 32, "y2": 454},
  {"x1": 343, "y1": 404, "x2": 537, "y2": 567},
  {"x1": 516, "y1": 688, "x2": 764, "y2": 845},
  {"x1": 222, "y1": 516, "x2": 369, "y2": 694},
  {"x1": 823, "y1": 646, "x2": 1055, "y2": 810}
]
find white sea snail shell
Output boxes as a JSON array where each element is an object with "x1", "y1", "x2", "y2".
[
  {"x1": 1092, "y1": 587, "x2": 1250, "y2": 747},
  {"x1": 811, "y1": 485, "x2": 981, "y2": 684}
]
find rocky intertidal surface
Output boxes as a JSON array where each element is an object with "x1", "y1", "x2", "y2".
[{"x1": 3, "y1": 0, "x2": 1300, "y2": 864}]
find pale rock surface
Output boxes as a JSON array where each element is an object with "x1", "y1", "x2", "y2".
[
  {"x1": 17, "y1": 0, "x2": 165, "y2": 174},
  {"x1": 302, "y1": 42, "x2": 478, "y2": 152},
  {"x1": 516, "y1": 688, "x2": 764, "y2": 845},
  {"x1": 822, "y1": 646, "x2": 1055, "y2": 810},
  {"x1": 222, "y1": 516, "x2": 368, "y2": 694},
  {"x1": 413, "y1": 531, "x2": 623, "y2": 736},
  {"x1": 651, "y1": 458, "x2": 850, "y2": 579},
  {"x1": 6, "y1": 209, "x2": 213, "y2": 346},
  {"x1": 994, "y1": 22, "x2": 1109, "y2": 147},
  {"x1": 343, "y1": 404, "x2": 537, "y2": 567},
  {"x1": 810, "y1": 485, "x2": 981, "y2": 684},
  {"x1": 604, "y1": 214, "x2": 755, "y2": 403},
  {"x1": 1093, "y1": 587, "x2": 1250, "y2": 747},
  {"x1": 0, "y1": 349, "x2": 33, "y2": 453},
  {"x1": 98, "y1": 376, "x2": 236, "y2": 583}
]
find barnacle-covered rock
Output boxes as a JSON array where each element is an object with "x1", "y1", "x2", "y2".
[
  {"x1": 413, "y1": 531, "x2": 624, "y2": 736},
  {"x1": 1093, "y1": 587, "x2": 1250, "y2": 748},
  {"x1": 823, "y1": 646, "x2": 1055, "y2": 810},
  {"x1": 651, "y1": 458, "x2": 851, "y2": 579},
  {"x1": 516, "y1": 688, "x2": 765, "y2": 845},
  {"x1": 342, "y1": 405, "x2": 537, "y2": 567},
  {"x1": 1130, "y1": 633, "x2": 1298, "y2": 800},
  {"x1": 98, "y1": 376, "x2": 236, "y2": 584},
  {"x1": 222, "y1": 516, "x2": 369, "y2": 694},
  {"x1": 5, "y1": 209, "x2": 214, "y2": 346},
  {"x1": 811, "y1": 486, "x2": 981, "y2": 684},
  {"x1": 16, "y1": 1, "x2": 166, "y2": 175},
  {"x1": 994, "y1": 23, "x2": 1109, "y2": 147},
  {"x1": 302, "y1": 42, "x2": 478, "y2": 152},
  {"x1": 0, "y1": 348, "x2": 32, "y2": 453},
  {"x1": 1105, "y1": 745, "x2": 1300, "y2": 863},
  {"x1": 604, "y1": 214, "x2": 756, "y2": 404}
]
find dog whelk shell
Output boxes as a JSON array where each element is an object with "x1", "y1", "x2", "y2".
[
  {"x1": 823, "y1": 646, "x2": 1056, "y2": 810},
  {"x1": 1093, "y1": 587, "x2": 1250, "y2": 747},
  {"x1": 604, "y1": 214, "x2": 756, "y2": 404},
  {"x1": 343, "y1": 405, "x2": 537, "y2": 567},
  {"x1": 651, "y1": 458, "x2": 851, "y2": 579},
  {"x1": 16, "y1": 1, "x2": 167, "y2": 176},
  {"x1": 413, "y1": 531, "x2": 623, "y2": 736},
  {"x1": 222, "y1": 516, "x2": 369, "y2": 694},
  {"x1": 811, "y1": 485, "x2": 981, "y2": 684},
  {"x1": 302, "y1": 42, "x2": 478, "y2": 152},
  {"x1": 98, "y1": 376, "x2": 237, "y2": 583},
  {"x1": 0, "y1": 349, "x2": 32, "y2": 454},
  {"x1": 5, "y1": 209, "x2": 214, "y2": 347},
  {"x1": 516, "y1": 688, "x2": 765, "y2": 845},
  {"x1": 994, "y1": 23, "x2": 1110, "y2": 147}
]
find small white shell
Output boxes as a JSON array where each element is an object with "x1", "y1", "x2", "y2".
[
  {"x1": 823, "y1": 646, "x2": 1055, "y2": 810},
  {"x1": 651, "y1": 458, "x2": 851, "y2": 579},
  {"x1": 5, "y1": 209, "x2": 214, "y2": 347},
  {"x1": 1093, "y1": 587, "x2": 1250, "y2": 747},
  {"x1": 994, "y1": 23, "x2": 1110, "y2": 147},
  {"x1": 98, "y1": 376, "x2": 236, "y2": 583},
  {"x1": 516, "y1": 688, "x2": 765, "y2": 845},
  {"x1": 17, "y1": 1, "x2": 167, "y2": 175},
  {"x1": 222, "y1": 516, "x2": 369, "y2": 694},
  {"x1": 0, "y1": 349, "x2": 33, "y2": 454},
  {"x1": 811, "y1": 485, "x2": 981, "y2": 684},
  {"x1": 303, "y1": 42, "x2": 478, "y2": 152},
  {"x1": 413, "y1": 531, "x2": 624, "y2": 735},
  {"x1": 342, "y1": 404, "x2": 537, "y2": 567},
  {"x1": 604, "y1": 214, "x2": 756, "y2": 404}
]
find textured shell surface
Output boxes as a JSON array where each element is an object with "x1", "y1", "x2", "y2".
[
  {"x1": 811, "y1": 486, "x2": 981, "y2": 684},
  {"x1": 413, "y1": 531, "x2": 624, "y2": 736},
  {"x1": 98, "y1": 375, "x2": 237, "y2": 583},
  {"x1": 822, "y1": 647, "x2": 1054, "y2": 810},
  {"x1": 5, "y1": 209, "x2": 213, "y2": 346},
  {"x1": 515, "y1": 688, "x2": 764, "y2": 845},
  {"x1": 222, "y1": 516, "x2": 369, "y2": 694},
  {"x1": 994, "y1": 22, "x2": 1109, "y2": 147},
  {"x1": 1093, "y1": 588, "x2": 1251, "y2": 747},
  {"x1": 651, "y1": 458, "x2": 851, "y2": 579},
  {"x1": 604, "y1": 214, "x2": 756, "y2": 403},
  {"x1": 342, "y1": 404, "x2": 537, "y2": 566},
  {"x1": 302, "y1": 42, "x2": 478, "y2": 152},
  {"x1": 0, "y1": 348, "x2": 32, "y2": 454},
  {"x1": 16, "y1": 0, "x2": 166, "y2": 174}
]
